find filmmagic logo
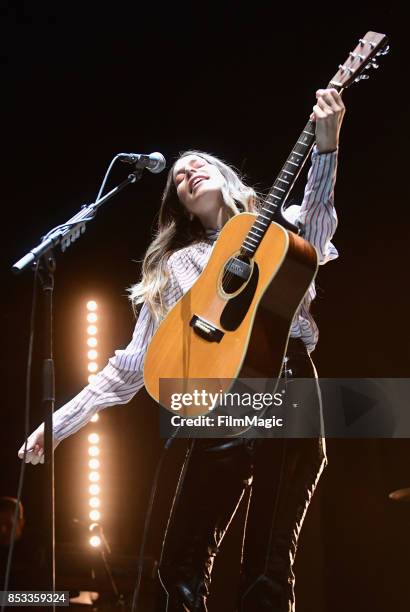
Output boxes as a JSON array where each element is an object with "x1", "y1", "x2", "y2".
[
  {"x1": 170, "y1": 415, "x2": 284, "y2": 428},
  {"x1": 170, "y1": 389, "x2": 284, "y2": 411}
]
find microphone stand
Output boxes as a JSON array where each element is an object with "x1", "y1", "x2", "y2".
[
  {"x1": 11, "y1": 166, "x2": 145, "y2": 607},
  {"x1": 37, "y1": 248, "x2": 57, "y2": 607},
  {"x1": 96, "y1": 526, "x2": 125, "y2": 608}
]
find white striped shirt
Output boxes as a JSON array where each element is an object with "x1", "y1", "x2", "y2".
[{"x1": 53, "y1": 147, "x2": 338, "y2": 441}]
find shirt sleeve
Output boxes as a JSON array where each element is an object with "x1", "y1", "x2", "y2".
[
  {"x1": 283, "y1": 145, "x2": 339, "y2": 265},
  {"x1": 53, "y1": 261, "x2": 183, "y2": 442},
  {"x1": 52, "y1": 301, "x2": 156, "y2": 441}
]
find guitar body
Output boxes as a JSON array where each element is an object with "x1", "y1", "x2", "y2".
[{"x1": 144, "y1": 213, "x2": 318, "y2": 415}]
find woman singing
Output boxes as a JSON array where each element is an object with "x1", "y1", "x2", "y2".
[{"x1": 19, "y1": 88, "x2": 345, "y2": 611}]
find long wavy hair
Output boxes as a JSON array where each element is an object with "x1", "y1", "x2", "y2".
[{"x1": 128, "y1": 150, "x2": 261, "y2": 323}]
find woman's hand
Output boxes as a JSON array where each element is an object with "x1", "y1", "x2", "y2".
[
  {"x1": 310, "y1": 88, "x2": 346, "y2": 153},
  {"x1": 18, "y1": 423, "x2": 60, "y2": 465}
]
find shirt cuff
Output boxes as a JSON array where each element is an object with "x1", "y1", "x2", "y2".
[{"x1": 312, "y1": 144, "x2": 339, "y2": 158}]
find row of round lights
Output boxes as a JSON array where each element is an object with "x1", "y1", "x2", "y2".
[{"x1": 86, "y1": 301, "x2": 102, "y2": 547}]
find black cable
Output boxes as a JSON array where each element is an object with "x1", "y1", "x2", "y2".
[
  {"x1": 95, "y1": 154, "x2": 121, "y2": 202},
  {"x1": 2, "y1": 261, "x2": 39, "y2": 611},
  {"x1": 40, "y1": 154, "x2": 121, "y2": 244}
]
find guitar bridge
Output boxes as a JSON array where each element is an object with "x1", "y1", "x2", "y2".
[{"x1": 190, "y1": 315, "x2": 224, "y2": 343}]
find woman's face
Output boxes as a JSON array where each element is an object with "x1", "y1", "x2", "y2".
[{"x1": 172, "y1": 154, "x2": 226, "y2": 220}]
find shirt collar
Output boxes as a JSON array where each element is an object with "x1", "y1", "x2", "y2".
[{"x1": 204, "y1": 227, "x2": 221, "y2": 243}]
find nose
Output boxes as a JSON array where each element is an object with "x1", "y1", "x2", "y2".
[{"x1": 185, "y1": 165, "x2": 197, "y2": 179}]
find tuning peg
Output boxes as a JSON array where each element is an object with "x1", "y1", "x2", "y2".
[
  {"x1": 376, "y1": 44, "x2": 390, "y2": 56},
  {"x1": 338, "y1": 64, "x2": 354, "y2": 74},
  {"x1": 359, "y1": 38, "x2": 376, "y2": 48},
  {"x1": 364, "y1": 61, "x2": 378, "y2": 70},
  {"x1": 350, "y1": 51, "x2": 366, "y2": 61},
  {"x1": 354, "y1": 74, "x2": 370, "y2": 83}
]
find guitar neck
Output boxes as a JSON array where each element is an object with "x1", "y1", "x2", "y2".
[
  {"x1": 240, "y1": 117, "x2": 316, "y2": 258},
  {"x1": 266, "y1": 118, "x2": 317, "y2": 209}
]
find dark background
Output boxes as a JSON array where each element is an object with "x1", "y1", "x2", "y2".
[{"x1": 1, "y1": 1, "x2": 409, "y2": 610}]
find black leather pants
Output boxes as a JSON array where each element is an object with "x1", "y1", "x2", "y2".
[{"x1": 155, "y1": 339, "x2": 327, "y2": 612}]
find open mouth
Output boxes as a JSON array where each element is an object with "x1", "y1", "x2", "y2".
[{"x1": 190, "y1": 176, "x2": 208, "y2": 193}]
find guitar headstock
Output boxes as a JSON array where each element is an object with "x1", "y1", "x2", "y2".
[{"x1": 329, "y1": 31, "x2": 389, "y2": 91}]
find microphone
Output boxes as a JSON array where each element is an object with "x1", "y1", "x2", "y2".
[{"x1": 118, "y1": 151, "x2": 166, "y2": 174}]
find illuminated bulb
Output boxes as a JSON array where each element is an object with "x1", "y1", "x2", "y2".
[
  {"x1": 88, "y1": 433, "x2": 100, "y2": 444},
  {"x1": 90, "y1": 414, "x2": 99, "y2": 423},
  {"x1": 87, "y1": 313, "x2": 98, "y2": 323},
  {"x1": 89, "y1": 510, "x2": 101, "y2": 521},
  {"x1": 87, "y1": 337, "x2": 97, "y2": 348},
  {"x1": 88, "y1": 374, "x2": 97, "y2": 384},
  {"x1": 88, "y1": 362, "x2": 98, "y2": 373},
  {"x1": 89, "y1": 535, "x2": 101, "y2": 547},
  {"x1": 88, "y1": 458, "x2": 100, "y2": 470},
  {"x1": 88, "y1": 446, "x2": 100, "y2": 457},
  {"x1": 89, "y1": 484, "x2": 100, "y2": 495},
  {"x1": 89, "y1": 497, "x2": 100, "y2": 508},
  {"x1": 88, "y1": 349, "x2": 98, "y2": 360},
  {"x1": 89, "y1": 471, "x2": 100, "y2": 482},
  {"x1": 87, "y1": 325, "x2": 97, "y2": 336},
  {"x1": 87, "y1": 301, "x2": 98, "y2": 311}
]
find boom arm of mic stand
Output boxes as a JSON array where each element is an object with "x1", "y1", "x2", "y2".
[{"x1": 11, "y1": 170, "x2": 141, "y2": 274}]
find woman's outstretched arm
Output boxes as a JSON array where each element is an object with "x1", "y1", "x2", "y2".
[{"x1": 18, "y1": 260, "x2": 184, "y2": 464}]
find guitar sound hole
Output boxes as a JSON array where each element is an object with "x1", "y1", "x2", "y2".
[{"x1": 221, "y1": 255, "x2": 251, "y2": 295}]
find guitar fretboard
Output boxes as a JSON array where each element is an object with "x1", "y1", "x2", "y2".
[{"x1": 240, "y1": 117, "x2": 318, "y2": 257}]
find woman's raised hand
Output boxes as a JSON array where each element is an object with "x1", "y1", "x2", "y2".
[{"x1": 310, "y1": 88, "x2": 346, "y2": 154}]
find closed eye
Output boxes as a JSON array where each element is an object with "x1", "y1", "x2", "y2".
[{"x1": 174, "y1": 158, "x2": 207, "y2": 185}]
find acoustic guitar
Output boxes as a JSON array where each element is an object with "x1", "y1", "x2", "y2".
[{"x1": 144, "y1": 32, "x2": 388, "y2": 417}]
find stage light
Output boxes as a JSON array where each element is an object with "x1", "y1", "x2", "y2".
[
  {"x1": 89, "y1": 484, "x2": 100, "y2": 495},
  {"x1": 89, "y1": 510, "x2": 101, "y2": 521},
  {"x1": 89, "y1": 497, "x2": 100, "y2": 509},
  {"x1": 89, "y1": 535, "x2": 101, "y2": 547},
  {"x1": 84, "y1": 299, "x2": 105, "y2": 548}
]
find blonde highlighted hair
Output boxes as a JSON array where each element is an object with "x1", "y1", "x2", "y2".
[{"x1": 128, "y1": 150, "x2": 261, "y2": 322}]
